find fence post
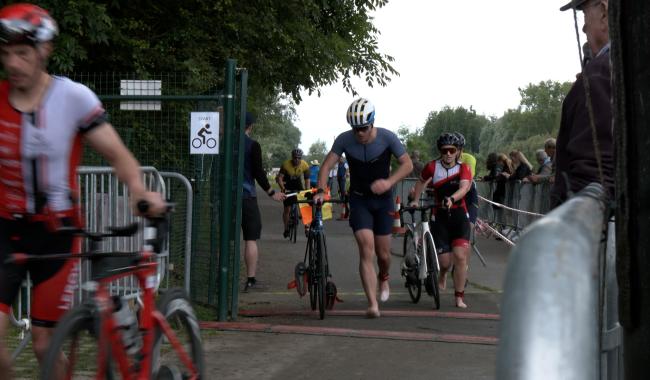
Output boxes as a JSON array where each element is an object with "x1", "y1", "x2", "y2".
[
  {"x1": 217, "y1": 59, "x2": 237, "y2": 321},
  {"x1": 230, "y1": 68, "x2": 248, "y2": 320}
]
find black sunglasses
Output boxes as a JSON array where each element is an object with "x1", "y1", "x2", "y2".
[
  {"x1": 440, "y1": 147, "x2": 457, "y2": 155},
  {"x1": 353, "y1": 125, "x2": 371, "y2": 133}
]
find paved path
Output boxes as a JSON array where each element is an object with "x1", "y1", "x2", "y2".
[{"x1": 202, "y1": 190, "x2": 513, "y2": 379}]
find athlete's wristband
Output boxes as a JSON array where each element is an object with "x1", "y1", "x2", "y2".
[{"x1": 268, "y1": 189, "x2": 276, "y2": 197}]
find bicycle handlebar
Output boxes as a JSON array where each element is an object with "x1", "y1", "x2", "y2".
[{"x1": 296, "y1": 199, "x2": 346, "y2": 205}]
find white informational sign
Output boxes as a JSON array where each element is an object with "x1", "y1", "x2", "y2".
[
  {"x1": 120, "y1": 80, "x2": 161, "y2": 111},
  {"x1": 190, "y1": 112, "x2": 219, "y2": 154}
]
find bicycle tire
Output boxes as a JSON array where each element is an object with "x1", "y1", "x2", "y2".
[
  {"x1": 40, "y1": 303, "x2": 114, "y2": 380},
  {"x1": 403, "y1": 230, "x2": 421, "y2": 303},
  {"x1": 316, "y1": 233, "x2": 327, "y2": 319},
  {"x1": 151, "y1": 288, "x2": 204, "y2": 380},
  {"x1": 291, "y1": 205, "x2": 298, "y2": 244},
  {"x1": 424, "y1": 233, "x2": 441, "y2": 310},
  {"x1": 308, "y1": 234, "x2": 317, "y2": 311}
]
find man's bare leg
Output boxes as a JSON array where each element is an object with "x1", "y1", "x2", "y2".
[
  {"x1": 244, "y1": 240, "x2": 258, "y2": 278},
  {"x1": 354, "y1": 229, "x2": 380, "y2": 318},
  {"x1": 374, "y1": 234, "x2": 391, "y2": 302}
]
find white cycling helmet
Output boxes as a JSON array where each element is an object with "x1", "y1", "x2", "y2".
[{"x1": 346, "y1": 98, "x2": 375, "y2": 128}]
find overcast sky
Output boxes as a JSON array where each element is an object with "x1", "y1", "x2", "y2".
[{"x1": 295, "y1": 0, "x2": 586, "y2": 151}]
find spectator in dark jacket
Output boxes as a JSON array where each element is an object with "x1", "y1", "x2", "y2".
[
  {"x1": 502, "y1": 150, "x2": 533, "y2": 181},
  {"x1": 242, "y1": 112, "x2": 285, "y2": 291},
  {"x1": 552, "y1": 0, "x2": 614, "y2": 208}
]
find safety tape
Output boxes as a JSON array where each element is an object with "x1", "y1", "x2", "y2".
[
  {"x1": 476, "y1": 218, "x2": 515, "y2": 247},
  {"x1": 477, "y1": 195, "x2": 545, "y2": 217}
]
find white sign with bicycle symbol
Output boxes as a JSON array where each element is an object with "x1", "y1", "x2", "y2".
[{"x1": 190, "y1": 112, "x2": 219, "y2": 154}]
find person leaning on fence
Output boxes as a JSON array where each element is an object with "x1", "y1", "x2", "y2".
[
  {"x1": 551, "y1": 0, "x2": 614, "y2": 208},
  {"x1": 501, "y1": 150, "x2": 533, "y2": 181},
  {"x1": 241, "y1": 112, "x2": 286, "y2": 291},
  {"x1": 0, "y1": 4, "x2": 166, "y2": 378},
  {"x1": 314, "y1": 98, "x2": 412, "y2": 318},
  {"x1": 525, "y1": 149, "x2": 553, "y2": 183}
]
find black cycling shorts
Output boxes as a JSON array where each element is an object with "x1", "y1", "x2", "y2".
[
  {"x1": 241, "y1": 197, "x2": 262, "y2": 241},
  {"x1": 348, "y1": 193, "x2": 393, "y2": 235},
  {"x1": 0, "y1": 217, "x2": 81, "y2": 327},
  {"x1": 431, "y1": 208, "x2": 471, "y2": 254}
]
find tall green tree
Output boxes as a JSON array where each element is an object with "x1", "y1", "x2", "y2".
[
  {"x1": 27, "y1": 0, "x2": 397, "y2": 101},
  {"x1": 307, "y1": 139, "x2": 328, "y2": 164}
]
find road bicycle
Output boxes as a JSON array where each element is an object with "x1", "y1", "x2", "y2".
[
  {"x1": 6, "y1": 202, "x2": 204, "y2": 379},
  {"x1": 399, "y1": 205, "x2": 441, "y2": 310},
  {"x1": 292, "y1": 196, "x2": 343, "y2": 320}
]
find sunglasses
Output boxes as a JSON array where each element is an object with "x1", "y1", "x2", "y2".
[
  {"x1": 440, "y1": 147, "x2": 457, "y2": 155},
  {"x1": 353, "y1": 125, "x2": 371, "y2": 133}
]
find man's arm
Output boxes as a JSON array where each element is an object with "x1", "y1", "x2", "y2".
[
  {"x1": 84, "y1": 123, "x2": 165, "y2": 215},
  {"x1": 370, "y1": 153, "x2": 413, "y2": 195}
]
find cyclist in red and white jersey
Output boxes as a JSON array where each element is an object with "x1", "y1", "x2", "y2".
[
  {"x1": 0, "y1": 4, "x2": 165, "y2": 378},
  {"x1": 410, "y1": 133, "x2": 472, "y2": 308}
]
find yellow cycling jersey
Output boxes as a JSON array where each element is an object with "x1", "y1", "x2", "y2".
[
  {"x1": 279, "y1": 159, "x2": 311, "y2": 190},
  {"x1": 460, "y1": 153, "x2": 476, "y2": 178}
]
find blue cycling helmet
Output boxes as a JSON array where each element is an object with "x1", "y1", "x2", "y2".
[{"x1": 346, "y1": 98, "x2": 375, "y2": 127}]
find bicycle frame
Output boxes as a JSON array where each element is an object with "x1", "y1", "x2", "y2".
[
  {"x1": 89, "y1": 249, "x2": 199, "y2": 379},
  {"x1": 401, "y1": 206, "x2": 440, "y2": 277}
]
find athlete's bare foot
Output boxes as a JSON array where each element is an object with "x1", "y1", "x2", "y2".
[
  {"x1": 455, "y1": 291, "x2": 467, "y2": 309},
  {"x1": 365, "y1": 306, "x2": 381, "y2": 318},
  {"x1": 378, "y1": 272, "x2": 390, "y2": 302},
  {"x1": 379, "y1": 279, "x2": 390, "y2": 303},
  {"x1": 438, "y1": 271, "x2": 447, "y2": 290}
]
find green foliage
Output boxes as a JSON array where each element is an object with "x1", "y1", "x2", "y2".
[
  {"x1": 25, "y1": 0, "x2": 397, "y2": 102},
  {"x1": 306, "y1": 139, "x2": 328, "y2": 164},
  {"x1": 247, "y1": 92, "x2": 301, "y2": 170},
  {"x1": 421, "y1": 106, "x2": 490, "y2": 157},
  {"x1": 400, "y1": 80, "x2": 573, "y2": 176}
]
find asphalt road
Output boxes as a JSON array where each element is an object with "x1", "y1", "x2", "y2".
[{"x1": 201, "y1": 189, "x2": 513, "y2": 379}]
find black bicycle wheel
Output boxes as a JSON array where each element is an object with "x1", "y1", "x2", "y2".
[
  {"x1": 316, "y1": 233, "x2": 327, "y2": 319},
  {"x1": 403, "y1": 230, "x2": 421, "y2": 303},
  {"x1": 308, "y1": 233, "x2": 317, "y2": 311},
  {"x1": 40, "y1": 303, "x2": 113, "y2": 380},
  {"x1": 151, "y1": 288, "x2": 204, "y2": 380},
  {"x1": 424, "y1": 233, "x2": 441, "y2": 310}
]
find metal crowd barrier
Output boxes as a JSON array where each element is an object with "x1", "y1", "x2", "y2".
[
  {"x1": 476, "y1": 180, "x2": 552, "y2": 231},
  {"x1": 77, "y1": 166, "x2": 168, "y2": 303},
  {"x1": 496, "y1": 183, "x2": 622, "y2": 380}
]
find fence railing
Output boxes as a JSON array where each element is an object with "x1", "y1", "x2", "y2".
[
  {"x1": 394, "y1": 178, "x2": 550, "y2": 231},
  {"x1": 495, "y1": 183, "x2": 622, "y2": 380}
]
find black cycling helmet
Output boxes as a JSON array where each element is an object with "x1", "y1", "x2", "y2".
[
  {"x1": 0, "y1": 3, "x2": 58, "y2": 45},
  {"x1": 291, "y1": 148, "x2": 303, "y2": 158},
  {"x1": 454, "y1": 132, "x2": 466, "y2": 148},
  {"x1": 436, "y1": 132, "x2": 462, "y2": 150}
]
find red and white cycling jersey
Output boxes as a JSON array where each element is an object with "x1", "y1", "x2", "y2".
[
  {"x1": 420, "y1": 159, "x2": 472, "y2": 212},
  {"x1": 0, "y1": 76, "x2": 106, "y2": 216}
]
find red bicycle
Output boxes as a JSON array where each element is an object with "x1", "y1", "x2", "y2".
[{"x1": 7, "y1": 202, "x2": 204, "y2": 379}]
